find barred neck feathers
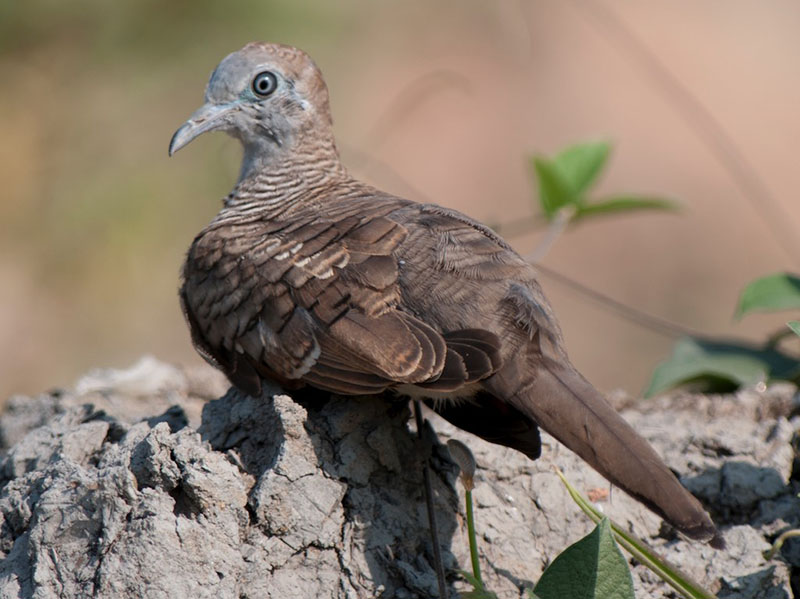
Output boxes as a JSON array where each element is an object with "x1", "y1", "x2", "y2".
[{"x1": 225, "y1": 135, "x2": 348, "y2": 214}]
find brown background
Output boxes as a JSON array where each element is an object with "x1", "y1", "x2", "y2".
[{"x1": 1, "y1": 0, "x2": 798, "y2": 402}]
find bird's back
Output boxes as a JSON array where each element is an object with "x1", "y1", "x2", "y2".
[{"x1": 172, "y1": 41, "x2": 721, "y2": 547}]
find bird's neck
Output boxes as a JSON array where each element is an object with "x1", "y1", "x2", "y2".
[{"x1": 226, "y1": 132, "x2": 347, "y2": 213}]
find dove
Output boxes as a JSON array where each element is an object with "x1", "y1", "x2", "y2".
[{"x1": 170, "y1": 42, "x2": 721, "y2": 548}]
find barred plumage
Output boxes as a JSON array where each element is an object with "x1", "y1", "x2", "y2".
[{"x1": 170, "y1": 42, "x2": 721, "y2": 547}]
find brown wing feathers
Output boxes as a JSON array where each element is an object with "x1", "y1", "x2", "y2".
[
  {"x1": 183, "y1": 211, "x2": 503, "y2": 398},
  {"x1": 418, "y1": 329, "x2": 502, "y2": 392}
]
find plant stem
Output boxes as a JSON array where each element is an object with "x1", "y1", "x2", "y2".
[
  {"x1": 465, "y1": 488, "x2": 483, "y2": 586},
  {"x1": 413, "y1": 400, "x2": 448, "y2": 598},
  {"x1": 555, "y1": 468, "x2": 716, "y2": 599},
  {"x1": 464, "y1": 490, "x2": 483, "y2": 588},
  {"x1": 763, "y1": 528, "x2": 800, "y2": 560}
]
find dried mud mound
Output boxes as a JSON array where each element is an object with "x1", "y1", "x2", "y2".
[{"x1": 0, "y1": 357, "x2": 797, "y2": 598}]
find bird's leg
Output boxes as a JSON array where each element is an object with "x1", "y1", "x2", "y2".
[{"x1": 413, "y1": 399, "x2": 449, "y2": 599}]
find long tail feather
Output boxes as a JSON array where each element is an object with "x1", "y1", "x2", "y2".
[{"x1": 498, "y1": 358, "x2": 721, "y2": 545}]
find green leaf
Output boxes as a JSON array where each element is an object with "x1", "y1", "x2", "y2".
[
  {"x1": 645, "y1": 337, "x2": 799, "y2": 397},
  {"x1": 555, "y1": 470, "x2": 718, "y2": 599},
  {"x1": 554, "y1": 141, "x2": 611, "y2": 196},
  {"x1": 534, "y1": 518, "x2": 635, "y2": 599},
  {"x1": 735, "y1": 272, "x2": 800, "y2": 318},
  {"x1": 532, "y1": 157, "x2": 575, "y2": 220},
  {"x1": 572, "y1": 195, "x2": 678, "y2": 221},
  {"x1": 789, "y1": 321, "x2": 800, "y2": 337}
]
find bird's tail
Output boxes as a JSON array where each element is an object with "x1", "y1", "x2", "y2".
[{"x1": 494, "y1": 357, "x2": 722, "y2": 546}]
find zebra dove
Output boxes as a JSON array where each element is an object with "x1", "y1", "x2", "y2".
[{"x1": 169, "y1": 42, "x2": 721, "y2": 546}]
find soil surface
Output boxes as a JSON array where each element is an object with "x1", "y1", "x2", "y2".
[{"x1": 0, "y1": 356, "x2": 797, "y2": 598}]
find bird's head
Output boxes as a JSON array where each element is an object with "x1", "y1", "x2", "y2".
[{"x1": 169, "y1": 43, "x2": 335, "y2": 178}]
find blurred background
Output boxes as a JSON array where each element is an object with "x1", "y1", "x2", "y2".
[{"x1": 1, "y1": 0, "x2": 798, "y2": 403}]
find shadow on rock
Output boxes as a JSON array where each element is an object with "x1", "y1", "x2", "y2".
[
  {"x1": 684, "y1": 460, "x2": 791, "y2": 525},
  {"x1": 717, "y1": 566, "x2": 790, "y2": 599},
  {"x1": 200, "y1": 385, "x2": 460, "y2": 598}
]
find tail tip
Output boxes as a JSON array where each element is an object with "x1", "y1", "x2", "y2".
[
  {"x1": 708, "y1": 531, "x2": 726, "y2": 550},
  {"x1": 681, "y1": 520, "x2": 724, "y2": 549}
]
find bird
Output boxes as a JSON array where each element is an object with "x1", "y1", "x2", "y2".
[{"x1": 169, "y1": 42, "x2": 721, "y2": 548}]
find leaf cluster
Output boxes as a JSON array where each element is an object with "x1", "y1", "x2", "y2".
[
  {"x1": 532, "y1": 141, "x2": 676, "y2": 224},
  {"x1": 528, "y1": 142, "x2": 799, "y2": 396},
  {"x1": 648, "y1": 273, "x2": 800, "y2": 395}
]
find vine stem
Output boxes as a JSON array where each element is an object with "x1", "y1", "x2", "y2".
[
  {"x1": 465, "y1": 488, "x2": 483, "y2": 586},
  {"x1": 413, "y1": 400, "x2": 449, "y2": 598}
]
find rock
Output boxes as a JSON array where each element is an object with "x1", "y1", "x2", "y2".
[
  {"x1": 0, "y1": 357, "x2": 797, "y2": 597},
  {"x1": 0, "y1": 356, "x2": 227, "y2": 452}
]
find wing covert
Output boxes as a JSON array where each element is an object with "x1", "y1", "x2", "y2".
[{"x1": 182, "y1": 211, "x2": 491, "y2": 396}]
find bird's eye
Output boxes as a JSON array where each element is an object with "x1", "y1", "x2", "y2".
[{"x1": 252, "y1": 71, "x2": 278, "y2": 97}]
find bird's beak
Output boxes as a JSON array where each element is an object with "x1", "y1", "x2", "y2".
[{"x1": 168, "y1": 102, "x2": 236, "y2": 156}]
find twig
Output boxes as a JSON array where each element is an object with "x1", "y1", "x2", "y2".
[
  {"x1": 414, "y1": 400, "x2": 449, "y2": 598},
  {"x1": 534, "y1": 262, "x2": 704, "y2": 339},
  {"x1": 567, "y1": 0, "x2": 800, "y2": 264},
  {"x1": 763, "y1": 528, "x2": 800, "y2": 560},
  {"x1": 523, "y1": 206, "x2": 574, "y2": 263},
  {"x1": 367, "y1": 70, "x2": 471, "y2": 150}
]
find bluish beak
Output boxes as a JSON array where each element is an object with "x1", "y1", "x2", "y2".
[{"x1": 168, "y1": 102, "x2": 236, "y2": 156}]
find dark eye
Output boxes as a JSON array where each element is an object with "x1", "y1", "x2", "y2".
[{"x1": 252, "y1": 71, "x2": 278, "y2": 97}]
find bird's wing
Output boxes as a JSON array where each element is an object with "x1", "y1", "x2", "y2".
[
  {"x1": 393, "y1": 206, "x2": 720, "y2": 544},
  {"x1": 388, "y1": 203, "x2": 566, "y2": 354},
  {"x1": 181, "y1": 203, "x2": 501, "y2": 396}
]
